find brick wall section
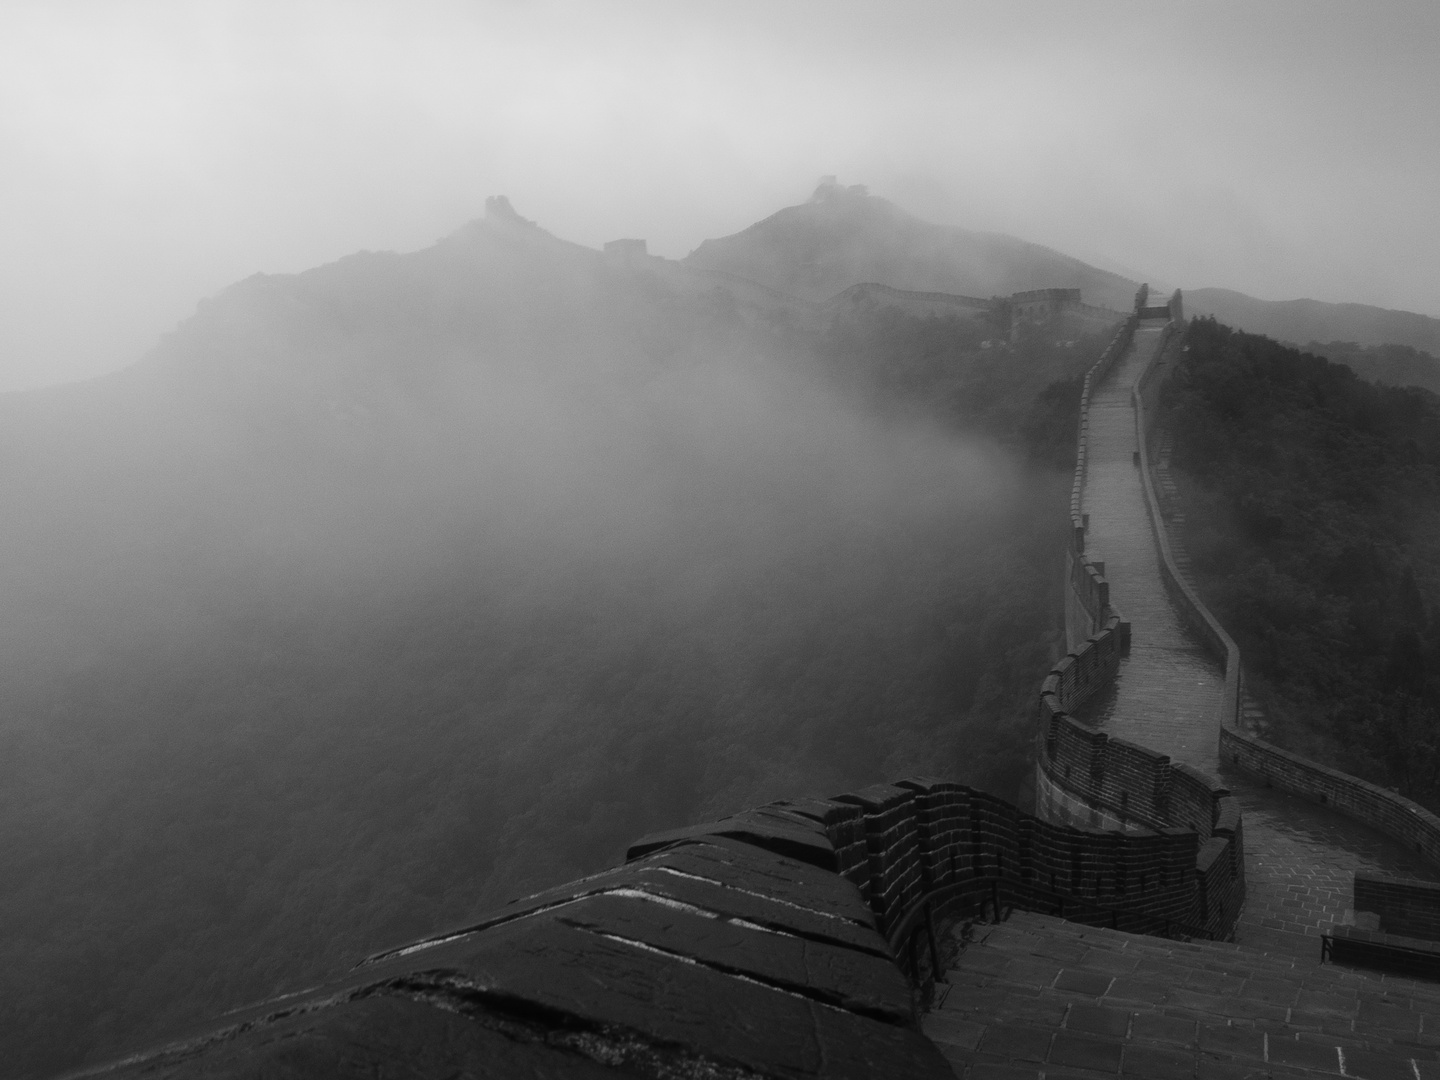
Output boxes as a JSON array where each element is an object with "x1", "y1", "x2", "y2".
[
  {"x1": 628, "y1": 774, "x2": 1217, "y2": 941},
  {"x1": 834, "y1": 784, "x2": 925, "y2": 933},
  {"x1": 1354, "y1": 874, "x2": 1440, "y2": 941},
  {"x1": 897, "y1": 778, "x2": 969, "y2": 890}
]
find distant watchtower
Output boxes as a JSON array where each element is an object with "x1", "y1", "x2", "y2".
[{"x1": 604, "y1": 238, "x2": 648, "y2": 261}]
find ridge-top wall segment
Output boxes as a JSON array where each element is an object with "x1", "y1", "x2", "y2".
[
  {"x1": 1035, "y1": 308, "x2": 1244, "y2": 938},
  {"x1": 1066, "y1": 315, "x2": 1138, "y2": 649}
]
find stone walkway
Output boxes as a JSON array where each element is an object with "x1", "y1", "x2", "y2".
[
  {"x1": 925, "y1": 909, "x2": 1440, "y2": 1079},
  {"x1": 1080, "y1": 325, "x2": 1224, "y2": 771},
  {"x1": 1076, "y1": 321, "x2": 1438, "y2": 958}
]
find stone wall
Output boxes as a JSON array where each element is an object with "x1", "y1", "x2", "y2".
[
  {"x1": 629, "y1": 775, "x2": 1218, "y2": 948},
  {"x1": 1033, "y1": 647, "x2": 1245, "y2": 939},
  {"x1": 1354, "y1": 874, "x2": 1440, "y2": 942},
  {"x1": 1221, "y1": 730, "x2": 1440, "y2": 867},
  {"x1": 1033, "y1": 312, "x2": 1245, "y2": 940},
  {"x1": 831, "y1": 281, "x2": 993, "y2": 315}
]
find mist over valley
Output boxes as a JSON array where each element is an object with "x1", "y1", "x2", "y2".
[
  {"x1": 5, "y1": 5, "x2": 1440, "y2": 1075},
  {"x1": 0, "y1": 185, "x2": 1122, "y2": 1074}
]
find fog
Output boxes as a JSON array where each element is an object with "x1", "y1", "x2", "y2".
[
  {"x1": 0, "y1": 203, "x2": 1095, "y2": 1074},
  {"x1": 3, "y1": 0, "x2": 1439, "y2": 389},
  {"x1": 4, "y1": 2, "x2": 1431, "y2": 1072}
]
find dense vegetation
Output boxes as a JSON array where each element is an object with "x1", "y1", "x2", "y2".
[
  {"x1": 1305, "y1": 339, "x2": 1440, "y2": 396},
  {"x1": 1163, "y1": 318, "x2": 1440, "y2": 798},
  {"x1": 0, "y1": 224, "x2": 1106, "y2": 1077}
]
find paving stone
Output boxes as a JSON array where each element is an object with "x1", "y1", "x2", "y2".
[
  {"x1": 1264, "y1": 1035, "x2": 1340, "y2": 1071},
  {"x1": 1198, "y1": 1022, "x2": 1265, "y2": 1058},
  {"x1": 1195, "y1": 1054, "x2": 1270, "y2": 1080},
  {"x1": 1130, "y1": 1011, "x2": 1198, "y2": 1046},
  {"x1": 1341, "y1": 1048, "x2": 1419, "y2": 1080},
  {"x1": 923, "y1": 1013, "x2": 984, "y2": 1050},
  {"x1": 1183, "y1": 969, "x2": 1247, "y2": 995},
  {"x1": 1297, "y1": 988, "x2": 1359, "y2": 1015},
  {"x1": 968, "y1": 1065, "x2": 1045, "y2": 1080},
  {"x1": 1055, "y1": 969, "x2": 1115, "y2": 996},
  {"x1": 1066, "y1": 1003, "x2": 1133, "y2": 1037},
  {"x1": 1049, "y1": 1032, "x2": 1125, "y2": 1073},
  {"x1": 1079, "y1": 950, "x2": 1141, "y2": 975},
  {"x1": 1358, "y1": 1001, "x2": 1424, "y2": 1033},
  {"x1": 1105, "y1": 975, "x2": 1169, "y2": 1004},
  {"x1": 978, "y1": 1022, "x2": 1054, "y2": 1062},
  {"x1": 1168, "y1": 988, "x2": 1229, "y2": 1014},
  {"x1": 1297, "y1": 1029, "x2": 1366, "y2": 1048},
  {"x1": 1005, "y1": 957, "x2": 1065, "y2": 984},
  {"x1": 1121, "y1": 1041, "x2": 1196, "y2": 1077},
  {"x1": 926, "y1": 894, "x2": 1440, "y2": 1080}
]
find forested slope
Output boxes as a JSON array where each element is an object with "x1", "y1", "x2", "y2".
[
  {"x1": 1161, "y1": 318, "x2": 1440, "y2": 800},
  {"x1": 1304, "y1": 339, "x2": 1440, "y2": 396}
]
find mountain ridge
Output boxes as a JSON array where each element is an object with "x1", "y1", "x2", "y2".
[
  {"x1": 684, "y1": 180, "x2": 1140, "y2": 310},
  {"x1": 1187, "y1": 286, "x2": 1440, "y2": 355}
]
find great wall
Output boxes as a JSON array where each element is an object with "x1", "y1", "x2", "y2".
[{"x1": 82, "y1": 292, "x2": 1440, "y2": 1078}]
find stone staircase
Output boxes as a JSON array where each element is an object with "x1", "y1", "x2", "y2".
[{"x1": 925, "y1": 909, "x2": 1440, "y2": 1078}]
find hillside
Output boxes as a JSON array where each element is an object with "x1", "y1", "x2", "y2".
[
  {"x1": 1187, "y1": 287, "x2": 1440, "y2": 355},
  {"x1": 685, "y1": 179, "x2": 1139, "y2": 310},
  {"x1": 0, "y1": 196, "x2": 1105, "y2": 1077},
  {"x1": 1161, "y1": 318, "x2": 1440, "y2": 802},
  {"x1": 1302, "y1": 339, "x2": 1440, "y2": 395},
  {"x1": 682, "y1": 182, "x2": 1440, "y2": 395}
]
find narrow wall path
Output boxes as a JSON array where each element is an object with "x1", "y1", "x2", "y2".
[
  {"x1": 1076, "y1": 321, "x2": 1438, "y2": 959},
  {"x1": 1079, "y1": 325, "x2": 1223, "y2": 772}
]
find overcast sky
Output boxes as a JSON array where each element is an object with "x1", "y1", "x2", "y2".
[{"x1": 2, "y1": 0, "x2": 1437, "y2": 389}]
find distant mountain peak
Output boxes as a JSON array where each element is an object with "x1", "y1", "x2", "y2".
[
  {"x1": 684, "y1": 185, "x2": 1136, "y2": 308},
  {"x1": 809, "y1": 176, "x2": 870, "y2": 202},
  {"x1": 484, "y1": 194, "x2": 537, "y2": 228}
]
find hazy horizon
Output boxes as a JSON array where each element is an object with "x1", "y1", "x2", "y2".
[{"x1": 3, "y1": 0, "x2": 1439, "y2": 390}]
